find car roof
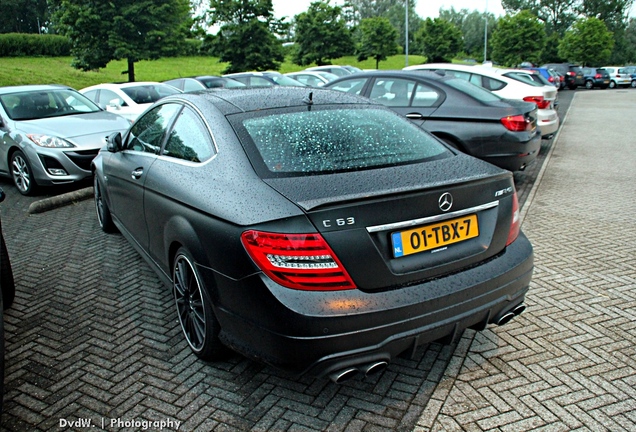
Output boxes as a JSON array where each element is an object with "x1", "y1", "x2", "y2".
[
  {"x1": 163, "y1": 87, "x2": 381, "y2": 116},
  {"x1": 81, "y1": 82, "x2": 168, "y2": 91},
  {"x1": 0, "y1": 84, "x2": 75, "y2": 95}
]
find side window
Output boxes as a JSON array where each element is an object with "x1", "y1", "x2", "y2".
[
  {"x1": 98, "y1": 89, "x2": 126, "y2": 107},
  {"x1": 249, "y1": 77, "x2": 274, "y2": 86},
  {"x1": 369, "y1": 78, "x2": 414, "y2": 107},
  {"x1": 83, "y1": 90, "x2": 98, "y2": 103},
  {"x1": 412, "y1": 83, "x2": 441, "y2": 107},
  {"x1": 329, "y1": 77, "x2": 368, "y2": 95},
  {"x1": 163, "y1": 107, "x2": 214, "y2": 163},
  {"x1": 469, "y1": 74, "x2": 483, "y2": 87},
  {"x1": 482, "y1": 76, "x2": 506, "y2": 91},
  {"x1": 183, "y1": 80, "x2": 204, "y2": 92},
  {"x1": 445, "y1": 70, "x2": 471, "y2": 81},
  {"x1": 126, "y1": 103, "x2": 181, "y2": 154}
]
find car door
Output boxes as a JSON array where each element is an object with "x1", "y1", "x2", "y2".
[
  {"x1": 104, "y1": 103, "x2": 181, "y2": 249},
  {"x1": 366, "y1": 77, "x2": 442, "y2": 127},
  {"x1": 143, "y1": 105, "x2": 217, "y2": 272}
]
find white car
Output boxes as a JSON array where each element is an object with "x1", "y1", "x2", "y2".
[
  {"x1": 602, "y1": 66, "x2": 632, "y2": 88},
  {"x1": 79, "y1": 82, "x2": 182, "y2": 122},
  {"x1": 404, "y1": 63, "x2": 559, "y2": 138},
  {"x1": 284, "y1": 71, "x2": 339, "y2": 87}
]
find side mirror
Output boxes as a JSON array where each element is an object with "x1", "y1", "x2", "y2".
[
  {"x1": 108, "y1": 99, "x2": 122, "y2": 109},
  {"x1": 106, "y1": 132, "x2": 123, "y2": 153}
]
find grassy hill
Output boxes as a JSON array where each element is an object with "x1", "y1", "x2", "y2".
[{"x1": 0, "y1": 55, "x2": 427, "y2": 90}]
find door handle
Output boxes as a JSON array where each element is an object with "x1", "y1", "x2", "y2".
[
  {"x1": 405, "y1": 113, "x2": 425, "y2": 119},
  {"x1": 131, "y1": 168, "x2": 143, "y2": 179}
]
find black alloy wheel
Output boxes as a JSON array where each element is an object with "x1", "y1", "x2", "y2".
[
  {"x1": 585, "y1": 80, "x2": 594, "y2": 89},
  {"x1": 94, "y1": 175, "x2": 115, "y2": 233},
  {"x1": 10, "y1": 150, "x2": 37, "y2": 196},
  {"x1": 173, "y1": 248, "x2": 225, "y2": 360}
]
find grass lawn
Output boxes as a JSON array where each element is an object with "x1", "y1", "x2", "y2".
[{"x1": 0, "y1": 54, "x2": 427, "y2": 90}]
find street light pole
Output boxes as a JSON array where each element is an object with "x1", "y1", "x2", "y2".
[
  {"x1": 405, "y1": 0, "x2": 409, "y2": 67},
  {"x1": 483, "y1": 0, "x2": 488, "y2": 63}
]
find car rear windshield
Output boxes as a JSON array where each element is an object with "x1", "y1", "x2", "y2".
[
  {"x1": 442, "y1": 77, "x2": 502, "y2": 103},
  {"x1": 233, "y1": 106, "x2": 450, "y2": 177}
]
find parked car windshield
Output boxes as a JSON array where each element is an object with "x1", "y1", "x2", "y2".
[
  {"x1": 0, "y1": 89, "x2": 102, "y2": 121},
  {"x1": 121, "y1": 84, "x2": 181, "y2": 104},
  {"x1": 234, "y1": 106, "x2": 449, "y2": 177}
]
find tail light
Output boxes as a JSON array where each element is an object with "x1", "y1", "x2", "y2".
[
  {"x1": 595, "y1": 73, "x2": 602, "y2": 79},
  {"x1": 548, "y1": 76, "x2": 554, "y2": 83},
  {"x1": 567, "y1": 71, "x2": 575, "y2": 77},
  {"x1": 501, "y1": 114, "x2": 531, "y2": 132},
  {"x1": 506, "y1": 191, "x2": 520, "y2": 246},
  {"x1": 523, "y1": 96, "x2": 550, "y2": 109},
  {"x1": 241, "y1": 230, "x2": 356, "y2": 291}
]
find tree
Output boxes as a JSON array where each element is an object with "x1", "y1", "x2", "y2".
[
  {"x1": 356, "y1": 17, "x2": 398, "y2": 68},
  {"x1": 414, "y1": 18, "x2": 463, "y2": 63},
  {"x1": 209, "y1": 0, "x2": 286, "y2": 73},
  {"x1": 491, "y1": 11, "x2": 546, "y2": 66},
  {"x1": 501, "y1": 0, "x2": 578, "y2": 36},
  {"x1": 440, "y1": 8, "x2": 498, "y2": 59},
  {"x1": 558, "y1": 17, "x2": 614, "y2": 66},
  {"x1": 344, "y1": 0, "x2": 421, "y2": 56},
  {"x1": 0, "y1": 0, "x2": 49, "y2": 33},
  {"x1": 52, "y1": 0, "x2": 190, "y2": 82},
  {"x1": 293, "y1": 1, "x2": 354, "y2": 66}
]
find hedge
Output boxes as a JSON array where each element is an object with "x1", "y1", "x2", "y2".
[{"x1": 0, "y1": 33, "x2": 71, "y2": 57}]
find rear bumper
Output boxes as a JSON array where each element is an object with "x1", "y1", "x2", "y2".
[
  {"x1": 479, "y1": 130, "x2": 542, "y2": 172},
  {"x1": 201, "y1": 232, "x2": 534, "y2": 378},
  {"x1": 537, "y1": 109, "x2": 559, "y2": 137}
]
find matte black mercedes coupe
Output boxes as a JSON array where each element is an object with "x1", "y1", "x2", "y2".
[{"x1": 92, "y1": 87, "x2": 533, "y2": 382}]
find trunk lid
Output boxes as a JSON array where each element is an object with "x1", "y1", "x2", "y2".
[{"x1": 264, "y1": 155, "x2": 517, "y2": 291}]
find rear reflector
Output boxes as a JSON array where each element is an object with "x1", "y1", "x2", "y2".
[
  {"x1": 241, "y1": 230, "x2": 356, "y2": 291},
  {"x1": 506, "y1": 191, "x2": 520, "y2": 246},
  {"x1": 501, "y1": 114, "x2": 531, "y2": 132}
]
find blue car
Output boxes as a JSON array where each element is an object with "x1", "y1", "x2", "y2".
[{"x1": 525, "y1": 67, "x2": 560, "y2": 89}]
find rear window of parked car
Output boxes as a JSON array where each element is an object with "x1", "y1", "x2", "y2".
[{"x1": 233, "y1": 106, "x2": 449, "y2": 177}]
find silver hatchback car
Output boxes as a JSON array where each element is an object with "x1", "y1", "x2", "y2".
[{"x1": 0, "y1": 85, "x2": 131, "y2": 195}]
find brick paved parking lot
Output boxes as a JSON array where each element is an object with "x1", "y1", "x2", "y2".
[{"x1": 1, "y1": 90, "x2": 634, "y2": 431}]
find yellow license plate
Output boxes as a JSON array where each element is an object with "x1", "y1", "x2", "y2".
[{"x1": 391, "y1": 214, "x2": 479, "y2": 258}]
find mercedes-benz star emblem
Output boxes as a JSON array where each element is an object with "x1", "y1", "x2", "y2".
[{"x1": 438, "y1": 192, "x2": 453, "y2": 212}]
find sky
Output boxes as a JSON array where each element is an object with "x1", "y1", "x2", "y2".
[{"x1": 271, "y1": 0, "x2": 506, "y2": 20}]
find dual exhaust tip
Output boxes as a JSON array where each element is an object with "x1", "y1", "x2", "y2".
[
  {"x1": 495, "y1": 303, "x2": 527, "y2": 326},
  {"x1": 329, "y1": 360, "x2": 388, "y2": 384},
  {"x1": 329, "y1": 303, "x2": 527, "y2": 383}
]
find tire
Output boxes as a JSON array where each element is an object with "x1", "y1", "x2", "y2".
[
  {"x1": 173, "y1": 248, "x2": 226, "y2": 360},
  {"x1": 609, "y1": 81, "x2": 616, "y2": 89},
  {"x1": 93, "y1": 175, "x2": 116, "y2": 233},
  {"x1": 631, "y1": 80, "x2": 636, "y2": 88},
  {"x1": 10, "y1": 150, "x2": 37, "y2": 196},
  {"x1": 585, "y1": 80, "x2": 594, "y2": 90}
]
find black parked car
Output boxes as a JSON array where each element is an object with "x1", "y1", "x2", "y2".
[
  {"x1": 542, "y1": 63, "x2": 584, "y2": 89},
  {"x1": 326, "y1": 70, "x2": 541, "y2": 172},
  {"x1": 581, "y1": 67, "x2": 610, "y2": 89},
  {"x1": 92, "y1": 87, "x2": 533, "y2": 382}
]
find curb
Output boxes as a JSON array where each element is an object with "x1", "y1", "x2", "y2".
[{"x1": 28, "y1": 187, "x2": 94, "y2": 214}]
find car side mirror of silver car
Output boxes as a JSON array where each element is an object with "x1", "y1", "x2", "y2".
[{"x1": 106, "y1": 132, "x2": 123, "y2": 153}]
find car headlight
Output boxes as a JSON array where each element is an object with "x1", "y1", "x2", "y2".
[{"x1": 27, "y1": 134, "x2": 76, "y2": 148}]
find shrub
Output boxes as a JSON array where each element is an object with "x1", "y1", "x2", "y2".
[{"x1": 0, "y1": 33, "x2": 71, "y2": 57}]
